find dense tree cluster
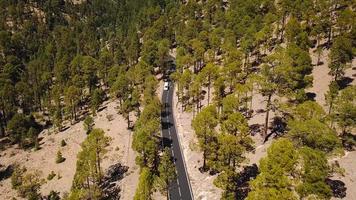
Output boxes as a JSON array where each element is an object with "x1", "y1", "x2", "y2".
[{"x1": 0, "y1": 0, "x2": 176, "y2": 147}]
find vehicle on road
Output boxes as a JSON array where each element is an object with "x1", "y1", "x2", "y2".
[{"x1": 164, "y1": 81, "x2": 169, "y2": 91}]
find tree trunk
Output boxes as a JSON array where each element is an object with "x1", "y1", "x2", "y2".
[
  {"x1": 196, "y1": 99, "x2": 199, "y2": 113},
  {"x1": 250, "y1": 88, "x2": 254, "y2": 111},
  {"x1": 203, "y1": 132, "x2": 207, "y2": 170},
  {"x1": 280, "y1": 14, "x2": 286, "y2": 43},
  {"x1": 87, "y1": 177, "x2": 92, "y2": 198},
  {"x1": 96, "y1": 146, "x2": 101, "y2": 179},
  {"x1": 127, "y1": 113, "x2": 130, "y2": 129},
  {"x1": 166, "y1": 185, "x2": 169, "y2": 200},
  {"x1": 264, "y1": 94, "x2": 272, "y2": 142},
  {"x1": 203, "y1": 149, "x2": 206, "y2": 170},
  {"x1": 207, "y1": 80, "x2": 211, "y2": 105},
  {"x1": 0, "y1": 112, "x2": 5, "y2": 137},
  {"x1": 192, "y1": 96, "x2": 196, "y2": 118}
]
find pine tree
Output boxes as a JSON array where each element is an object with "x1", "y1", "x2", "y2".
[
  {"x1": 134, "y1": 168, "x2": 154, "y2": 200},
  {"x1": 156, "y1": 148, "x2": 177, "y2": 200},
  {"x1": 83, "y1": 116, "x2": 94, "y2": 134},
  {"x1": 332, "y1": 85, "x2": 356, "y2": 135},
  {"x1": 247, "y1": 138, "x2": 299, "y2": 200},
  {"x1": 192, "y1": 105, "x2": 218, "y2": 170}
]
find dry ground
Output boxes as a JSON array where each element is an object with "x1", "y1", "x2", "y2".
[{"x1": 0, "y1": 100, "x2": 139, "y2": 200}]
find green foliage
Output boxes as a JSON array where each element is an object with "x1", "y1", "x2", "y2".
[
  {"x1": 90, "y1": 88, "x2": 105, "y2": 115},
  {"x1": 64, "y1": 85, "x2": 81, "y2": 123},
  {"x1": 132, "y1": 98, "x2": 161, "y2": 168},
  {"x1": 6, "y1": 113, "x2": 40, "y2": 148},
  {"x1": 288, "y1": 119, "x2": 342, "y2": 153},
  {"x1": 328, "y1": 35, "x2": 353, "y2": 81},
  {"x1": 247, "y1": 138, "x2": 299, "y2": 200},
  {"x1": 46, "y1": 191, "x2": 61, "y2": 200},
  {"x1": 61, "y1": 139, "x2": 67, "y2": 147},
  {"x1": 332, "y1": 85, "x2": 356, "y2": 134},
  {"x1": 325, "y1": 81, "x2": 340, "y2": 114},
  {"x1": 1, "y1": 1, "x2": 355, "y2": 199},
  {"x1": 11, "y1": 166, "x2": 27, "y2": 190},
  {"x1": 192, "y1": 105, "x2": 218, "y2": 170},
  {"x1": 47, "y1": 171, "x2": 56, "y2": 181},
  {"x1": 297, "y1": 148, "x2": 332, "y2": 199},
  {"x1": 11, "y1": 166, "x2": 44, "y2": 200},
  {"x1": 290, "y1": 101, "x2": 326, "y2": 121},
  {"x1": 155, "y1": 148, "x2": 177, "y2": 198},
  {"x1": 83, "y1": 116, "x2": 94, "y2": 134},
  {"x1": 134, "y1": 168, "x2": 154, "y2": 200},
  {"x1": 69, "y1": 128, "x2": 111, "y2": 199}
]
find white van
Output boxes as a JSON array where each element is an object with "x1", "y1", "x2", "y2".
[{"x1": 164, "y1": 82, "x2": 169, "y2": 91}]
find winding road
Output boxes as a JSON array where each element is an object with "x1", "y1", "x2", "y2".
[{"x1": 161, "y1": 82, "x2": 193, "y2": 200}]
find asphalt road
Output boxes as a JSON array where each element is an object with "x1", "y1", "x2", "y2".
[{"x1": 161, "y1": 82, "x2": 193, "y2": 200}]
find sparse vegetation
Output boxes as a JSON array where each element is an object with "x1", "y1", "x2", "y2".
[
  {"x1": 67, "y1": 128, "x2": 111, "y2": 199},
  {"x1": 11, "y1": 165, "x2": 44, "y2": 200},
  {"x1": 47, "y1": 171, "x2": 56, "y2": 181},
  {"x1": 55, "y1": 151, "x2": 65, "y2": 164},
  {"x1": 60, "y1": 139, "x2": 67, "y2": 147}
]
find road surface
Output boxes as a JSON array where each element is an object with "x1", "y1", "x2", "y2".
[{"x1": 161, "y1": 82, "x2": 193, "y2": 200}]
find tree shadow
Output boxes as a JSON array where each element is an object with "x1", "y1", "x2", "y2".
[
  {"x1": 306, "y1": 92, "x2": 316, "y2": 101},
  {"x1": 337, "y1": 77, "x2": 354, "y2": 90},
  {"x1": 59, "y1": 126, "x2": 70, "y2": 132},
  {"x1": 161, "y1": 120, "x2": 173, "y2": 129},
  {"x1": 100, "y1": 163, "x2": 129, "y2": 200},
  {"x1": 249, "y1": 124, "x2": 262, "y2": 136},
  {"x1": 341, "y1": 132, "x2": 356, "y2": 151},
  {"x1": 160, "y1": 136, "x2": 173, "y2": 149},
  {"x1": 0, "y1": 137, "x2": 12, "y2": 150},
  {"x1": 161, "y1": 110, "x2": 171, "y2": 118},
  {"x1": 326, "y1": 178, "x2": 347, "y2": 198},
  {"x1": 256, "y1": 109, "x2": 265, "y2": 114},
  {"x1": 264, "y1": 116, "x2": 287, "y2": 143},
  {"x1": 0, "y1": 164, "x2": 14, "y2": 181},
  {"x1": 234, "y1": 164, "x2": 259, "y2": 200},
  {"x1": 270, "y1": 116, "x2": 287, "y2": 136},
  {"x1": 97, "y1": 105, "x2": 108, "y2": 112},
  {"x1": 42, "y1": 120, "x2": 53, "y2": 130}
]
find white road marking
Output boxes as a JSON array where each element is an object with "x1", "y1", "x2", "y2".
[
  {"x1": 178, "y1": 187, "x2": 182, "y2": 196},
  {"x1": 177, "y1": 179, "x2": 182, "y2": 197}
]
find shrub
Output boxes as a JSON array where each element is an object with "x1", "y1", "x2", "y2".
[
  {"x1": 57, "y1": 172, "x2": 62, "y2": 180},
  {"x1": 47, "y1": 190, "x2": 60, "y2": 200},
  {"x1": 56, "y1": 151, "x2": 65, "y2": 163},
  {"x1": 60, "y1": 139, "x2": 67, "y2": 147},
  {"x1": 106, "y1": 114, "x2": 114, "y2": 121},
  {"x1": 11, "y1": 165, "x2": 44, "y2": 200},
  {"x1": 11, "y1": 165, "x2": 26, "y2": 189},
  {"x1": 47, "y1": 171, "x2": 56, "y2": 180}
]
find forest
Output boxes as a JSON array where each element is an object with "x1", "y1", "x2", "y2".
[{"x1": 0, "y1": 0, "x2": 355, "y2": 200}]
